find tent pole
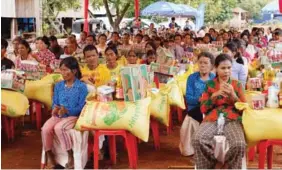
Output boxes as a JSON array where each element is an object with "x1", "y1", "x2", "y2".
[
  {"x1": 135, "y1": 0, "x2": 139, "y2": 19},
  {"x1": 279, "y1": 0, "x2": 282, "y2": 13},
  {"x1": 84, "y1": 0, "x2": 89, "y2": 34}
]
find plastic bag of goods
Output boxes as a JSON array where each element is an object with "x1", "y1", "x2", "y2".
[
  {"x1": 24, "y1": 74, "x2": 63, "y2": 110},
  {"x1": 164, "y1": 79, "x2": 186, "y2": 109},
  {"x1": 1, "y1": 90, "x2": 29, "y2": 117},
  {"x1": 1, "y1": 69, "x2": 25, "y2": 92},
  {"x1": 75, "y1": 97, "x2": 151, "y2": 142},
  {"x1": 235, "y1": 102, "x2": 282, "y2": 146},
  {"x1": 149, "y1": 88, "x2": 170, "y2": 126}
]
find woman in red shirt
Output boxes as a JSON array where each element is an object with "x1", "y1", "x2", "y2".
[
  {"x1": 192, "y1": 53, "x2": 246, "y2": 169},
  {"x1": 34, "y1": 36, "x2": 56, "y2": 66}
]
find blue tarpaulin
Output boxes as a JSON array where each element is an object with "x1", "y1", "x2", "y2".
[{"x1": 262, "y1": 0, "x2": 280, "y2": 14}]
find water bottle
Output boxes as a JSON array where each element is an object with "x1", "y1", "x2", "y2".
[{"x1": 217, "y1": 113, "x2": 225, "y2": 135}]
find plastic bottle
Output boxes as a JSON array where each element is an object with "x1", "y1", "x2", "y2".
[
  {"x1": 217, "y1": 113, "x2": 225, "y2": 135},
  {"x1": 279, "y1": 82, "x2": 282, "y2": 108},
  {"x1": 267, "y1": 86, "x2": 279, "y2": 108}
]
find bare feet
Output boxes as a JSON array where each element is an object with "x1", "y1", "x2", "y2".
[
  {"x1": 65, "y1": 150, "x2": 74, "y2": 169},
  {"x1": 45, "y1": 151, "x2": 56, "y2": 169}
]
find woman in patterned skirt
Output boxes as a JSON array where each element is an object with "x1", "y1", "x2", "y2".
[{"x1": 192, "y1": 53, "x2": 247, "y2": 169}]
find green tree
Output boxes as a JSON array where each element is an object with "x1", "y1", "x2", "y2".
[
  {"x1": 91, "y1": 0, "x2": 132, "y2": 31},
  {"x1": 239, "y1": 0, "x2": 271, "y2": 19},
  {"x1": 43, "y1": 0, "x2": 80, "y2": 34}
]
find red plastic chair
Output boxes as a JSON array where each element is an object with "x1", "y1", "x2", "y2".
[
  {"x1": 258, "y1": 140, "x2": 282, "y2": 169},
  {"x1": 29, "y1": 99, "x2": 42, "y2": 130},
  {"x1": 150, "y1": 117, "x2": 160, "y2": 150},
  {"x1": 82, "y1": 127, "x2": 138, "y2": 169},
  {"x1": 2, "y1": 115, "x2": 15, "y2": 142}
]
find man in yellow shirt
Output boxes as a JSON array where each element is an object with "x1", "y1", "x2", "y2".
[{"x1": 80, "y1": 45, "x2": 111, "y2": 87}]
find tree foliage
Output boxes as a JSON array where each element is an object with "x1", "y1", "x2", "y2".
[
  {"x1": 238, "y1": 0, "x2": 271, "y2": 19},
  {"x1": 125, "y1": 0, "x2": 270, "y2": 25},
  {"x1": 91, "y1": 0, "x2": 132, "y2": 31},
  {"x1": 43, "y1": 0, "x2": 80, "y2": 34}
]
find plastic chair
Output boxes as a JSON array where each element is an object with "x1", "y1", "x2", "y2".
[
  {"x1": 82, "y1": 127, "x2": 138, "y2": 169},
  {"x1": 150, "y1": 117, "x2": 160, "y2": 150},
  {"x1": 2, "y1": 115, "x2": 15, "y2": 142},
  {"x1": 29, "y1": 99, "x2": 43, "y2": 130},
  {"x1": 258, "y1": 140, "x2": 282, "y2": 169}
]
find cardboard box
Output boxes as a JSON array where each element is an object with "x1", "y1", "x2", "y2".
[
  {"x1": 160, "y1": 65, "x2": 179, "y2": 75},
  {"x1": 150, "y1": 62, "x2": 161, "y2": 73},
  {"x1": 97, "y1": 85, "x2": 114, "y2": 102},
  {"x1": 1, "y1": 70, "x2": 25, "y2": 92},
  {"x1": 120, "y1": 64, "x2": 149, "y2": 101},
  {"x1": 249, "y1": 78, "x2": 262, "y2": 89},
  {"x1": 275, "y1": 42, "x2": 282, "y2": 51},
  {"x1": 246, "y1": 91, "x2": 266, "y2": 109}
]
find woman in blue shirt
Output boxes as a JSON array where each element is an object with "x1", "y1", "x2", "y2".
[
  {"x1": 41, "y1": 57, "x2": 88, "y2": 169},
  {"x1": 223, "y1": 41, "x2": 247, "y2": 88},
  {"x1": 186, "y1": 52, "x2": 215, "y2": 123}
]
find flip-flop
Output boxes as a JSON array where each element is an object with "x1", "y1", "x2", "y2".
[
  {"x1": 65, "y1": 162, "x2": 74, "y2": 169},
  {"x1": 44, "y1": 164, "x2": 55, "y2": 169}
]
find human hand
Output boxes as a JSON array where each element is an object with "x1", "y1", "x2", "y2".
[
  {"x1": 211, "y1": 90, "x2": 227, "y2": 99},
  {"x1": 52, "y1": 105, "x2": 60, "y2": 117},
  {"x1": 58, "y1": 106, "x2": 68, "y2": 117},
  {"x1": 81, "y1": 77, "x2": 95, "y2": 86}
]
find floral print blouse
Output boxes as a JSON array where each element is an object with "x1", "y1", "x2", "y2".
[{"x1": 200, "y1": 78, "x2": 246, "y2": 122}]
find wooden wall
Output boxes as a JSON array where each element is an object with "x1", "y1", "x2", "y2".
[{"x1": 15, "y1": 0, "x2": 36, "y2": 18}]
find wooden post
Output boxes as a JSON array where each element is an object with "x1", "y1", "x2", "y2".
[{"x1": 34, "y1": 0, "x2": 43, "y2": 36}]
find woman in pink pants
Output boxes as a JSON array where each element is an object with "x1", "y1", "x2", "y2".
[{"x1": 41, "y1": 57, "x2": 88, "y2": 169}]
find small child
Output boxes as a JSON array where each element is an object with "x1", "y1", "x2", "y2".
[{"x1": 141, "y1": 50, "x2": 156, "y2": 65}]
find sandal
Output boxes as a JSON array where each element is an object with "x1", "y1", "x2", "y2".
[
  {"x1": 65, "y1": 162, "x2": 74, "y2": 169},
  {"x1": 44, "y1": 164, "x2": 55, "y2": 169}
]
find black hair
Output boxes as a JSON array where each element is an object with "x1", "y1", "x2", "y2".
[
  {"x1": 224, "y1": 41, "x2": 244, "y2": 65},
  {"x1": 123, "y1": 32, "x2": 130, "y2": 37},
  {"x1": 98, "y1": 34, "x2": 107, "y2": 39},
  {"x1": 81, "y1": 31, "x2": 87, "y2": 35},
  {"x1": 135, "y1": 33, "x2": 143, "y2": 38},
  {"x1": 275, "y1": 29, "x2": 282, "y2": 36},
  {"x1": 71, "y1": 34, "x2": 76, "y2": 39},
  {"x1": 36, "y1": 36, "x2": 50, "y2": 48},
  {"x1": 232, "y1": 38, "x2": 246, "y2": 49},
  {"x1": 146, "y1": 41, "x2": 157, "y2": 51},
  {"x1": 1, "y1": 38, "x2": 8, "y2": 49},
  {"x1": 12, "y1": 36, "x2": 22, "y2": 43},
  {"x1": 219, "y1": 29, "x2": 226, "y2": 33},
  {"x1": 60, "y1": 57, "x2": 82, "y2": 79},
  {"x1": 83, "y1": 45, "x2": 98, "y2": 55},
  {"x1": 143, "y1": 34, "x2": 150, "y2": 40},
  {"x1": 171, "y1": 17, "x2": 175, "y2": 21},
  {"x1": 251, "y1": 27, "x2": 259, "y2": 34},
  {"x1": 215, "y1": 53, "x2": 232, "y2": 68},
  {"x1": 19, "y1": 40, "x2": 32, "y2": 53},
  {"x1": 111, "y1": 32, "x2": 119, "y2": 37},
  {"x1": 105, "y1": 46, "x2": 118, "y2": 56},
  {"x1": 209, "y1": 28, "x2": 216, "y2": 32},
  {"x1": 49, "y1": 35, "x2": 57, "y2": 42},
  {"x1": 146, "y1": 49, "x2": 156, "y2": 57},
  {"x1": 127, "y1": 50, "x2": 136, "y2": 57},
  {"x1": 198, "y1": 52, "x2": 215, "y2": 66},
  {"x1": 184, "y1": 28, "x2": 190, "y2": 32},
  {"x1": 87, "y1": 34, "x2": 96, "y2": 42},
  {"x1": 174, "y1": 34, "x2": 182, "y2": 40},
  {"x1": 203, "y1": 33, "x2": 212, "y2": 43},
  {"x1": 195, "y1": 37, "x2": 203, "y2": 43},
  {"x1": 154, "y1": 37, "x2": 161, "y2": 41}
]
